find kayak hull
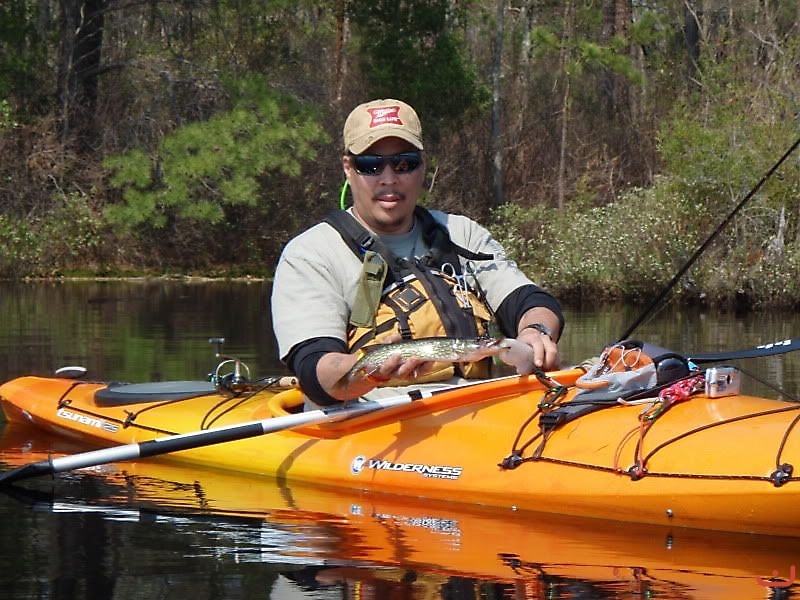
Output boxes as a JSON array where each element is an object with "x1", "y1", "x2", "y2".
[{"x1": 2, "y1": 370, "x2": 800, "y2": 536}]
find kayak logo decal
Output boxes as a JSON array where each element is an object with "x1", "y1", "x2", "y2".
[
  {"x1": 56, "y1": 407, "x2": 120, "y2": 433},
  {"x1": 350, "y1": 455, "x2": 462, "y2": 480},
  {"x1": 351, "y1": 455, "x2": 367, "y2": 475}
]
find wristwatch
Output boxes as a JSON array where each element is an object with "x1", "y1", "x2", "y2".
[{"x1": 523, "y1": 322, "x2": 553, "y2": 340}]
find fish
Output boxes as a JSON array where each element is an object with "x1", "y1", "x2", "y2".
[{"x1": 346, "y1": 336, "x2": 523, "y2": 381}]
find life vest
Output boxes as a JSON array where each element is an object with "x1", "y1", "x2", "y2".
[{"x1": 324, "y1": 207, "x2": 497, "y2": 381}]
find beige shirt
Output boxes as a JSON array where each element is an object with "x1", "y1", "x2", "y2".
[{"x1": 271, "y1": 209, "x2": 535, "y2": 361}]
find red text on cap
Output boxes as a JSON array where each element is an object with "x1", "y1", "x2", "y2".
[{"x1": 367, "y1": 106, "x2": 402, "y2": 128}]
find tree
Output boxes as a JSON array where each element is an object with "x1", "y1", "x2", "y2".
[
  {"x1": 56, "y1": 0, "x2": 107, "y2": 145},
  {"x1": 0, "y1": 1, "x2": 47, "y2": 107},
  {"x1": 104, "y1": 79, "x2": 326, "y2": 231},
  {"x1": 489, "y1": 0, "x2": 505, "y2": 207},
  {"x1": 524, "y1": 1, "x2": 648, "y2": 209},
  {"x1": 347, "y1": 0, "x2": 488, "y2": 142}
]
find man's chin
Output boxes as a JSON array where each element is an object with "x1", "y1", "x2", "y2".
[{"x1": 373, "y1": 212, "x2": 414, "y2": 234}]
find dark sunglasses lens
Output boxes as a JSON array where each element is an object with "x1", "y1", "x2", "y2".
[
  {"x1": 352, "y1": 154, "x2": 384, "y2": 175},
  {"x1": 351, "y1": 152, "x2": 422, "y2": 175},
  {"x1": 389, "y1": 152, "x2": 421, "y2": 173}
]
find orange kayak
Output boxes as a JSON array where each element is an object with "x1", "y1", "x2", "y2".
[
  {"x1": 2, "y1": 366, "x2": 800, "y2": 536},
  {"x1": 1, "y1": 421, "x2": 798, "y2": 597}
]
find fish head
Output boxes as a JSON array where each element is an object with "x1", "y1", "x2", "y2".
[
  {"x1": 495, "y1": 338, "x2": 535, "y2": 375},
  {"x1": 457, "y1": 336, "x2": 505, "y2": 360}
]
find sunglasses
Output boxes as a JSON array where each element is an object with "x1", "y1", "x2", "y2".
[{"x1": 348, "y1": 151, "x2": 423, "y2": 176}]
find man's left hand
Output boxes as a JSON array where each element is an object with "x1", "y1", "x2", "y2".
[{"x1": 500, "y1": 329, "x2": 560, "y2": 374}]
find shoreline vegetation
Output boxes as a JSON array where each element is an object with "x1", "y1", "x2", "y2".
[{"x1": 2, "y1": 3, "x2": 799, "y2": 311}]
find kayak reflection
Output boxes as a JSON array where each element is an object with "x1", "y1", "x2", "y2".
[{"x1": 1, "y1": 422, "x2": 798, "y2": 600}]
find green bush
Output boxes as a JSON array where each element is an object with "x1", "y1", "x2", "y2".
[
  {"x1": 0, "y1": 191, "x2": 105, "y2": 278},
  {"x1": 488, "y1": 44, "x2": 800, "y2": 310},
  {"x1": 38, "y1": 191, "x2": 105, "y2": 274},
  {"x1": 491, "y1": 166, "x2": 800, "y2": 310},
  {"x1": 0, "y1": 213, "x2": 39, "y2": 277},
  {"x1": 491, "y1": 178, "x2": 708, "y2": 304}
]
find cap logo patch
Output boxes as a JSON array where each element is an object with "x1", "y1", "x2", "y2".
[{"x1": 367, "y1": 106, "x2": 402, "y2": 128}]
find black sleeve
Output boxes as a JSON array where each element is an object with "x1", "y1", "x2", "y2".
[
  {"x1": 284, "y1": 337, "x2": 348, "y2": 406},
  {"x1": 495, "y1": 284, "x2": 565, "y2": 338}
]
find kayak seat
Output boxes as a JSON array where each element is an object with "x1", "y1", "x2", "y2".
[
  {"x1": 267, "y1": 389, "x2": 305, "y2": 416},
  {"x1": 94, "y1": 381, "x2": 217, "y2": 406}
]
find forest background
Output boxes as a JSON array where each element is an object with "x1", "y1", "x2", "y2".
[{"x1": 1, "y1": 0, "x2": 799, "y2": 310}]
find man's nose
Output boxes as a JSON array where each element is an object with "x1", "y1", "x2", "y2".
[{"x1": 376, "y1": 163, "x2": 398, "y2": 182}]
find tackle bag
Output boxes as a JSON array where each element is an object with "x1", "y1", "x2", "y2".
[{"x1": 540, "y1": 340, "x2": 693, "y2": 432}]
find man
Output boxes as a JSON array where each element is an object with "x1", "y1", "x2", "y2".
[{"x1": 272, "y1": 98, "x2": 563, "y2": 407}]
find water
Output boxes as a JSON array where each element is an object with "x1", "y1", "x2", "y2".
[
  {"x1": 1, "y1": 280, "x2": 800, "y2": 599},
  {"x1": 0, "y1": 279, "x2": 280, "y2": 382}
]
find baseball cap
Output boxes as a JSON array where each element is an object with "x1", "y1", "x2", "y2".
[{"x1": 343, "y1": 99, "x2": 423, "y2": 154}]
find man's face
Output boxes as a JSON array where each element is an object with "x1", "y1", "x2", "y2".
[{"x1": 343, "y1": 136, "x2": 425, "y2": 235}]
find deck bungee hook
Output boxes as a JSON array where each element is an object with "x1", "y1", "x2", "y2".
[
  {"x1": 618, "y1": 135, "x2": 800, "y2": 342},
  {"x1": 498, "y1": 368, "x2": 570, "y2": 470}
]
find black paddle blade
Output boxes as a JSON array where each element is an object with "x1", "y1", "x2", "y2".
[
  {"x1": 689, "y1": 338, "x2": 800, "y2": 363},
  {"x1": 0, "y1": 459, "x2": 54, "y2": 486}
]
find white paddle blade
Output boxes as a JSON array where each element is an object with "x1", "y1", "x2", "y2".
[{"x1": 54, "y1": 366, "x2": 88, "y2": 379}]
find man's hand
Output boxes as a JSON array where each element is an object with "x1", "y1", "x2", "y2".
[
  {"x1": 319, "y1": 334, "x2": 437, "y2": 401},
  {"x1": 513, "y1": 327, "x2": 560, "y2": 372},
  {"x1": 502, "y1": 308, "x2": 562, "y2": 374}
]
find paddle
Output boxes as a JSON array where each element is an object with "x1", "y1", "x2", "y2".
[
  {"x1": 689, "y1": 337, "x2": 800, "y2": 363},
  {"x1": 0, "y1": 371, "x2": 560, "y2": 486}
]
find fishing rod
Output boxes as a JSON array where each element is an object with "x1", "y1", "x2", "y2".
[{"x1": 618, "y1": 135, "x2": 800, "y2": 342}]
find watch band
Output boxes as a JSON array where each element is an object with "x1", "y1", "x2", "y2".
[{"x1": 523, "y1": 322, "x2": 553, "y2": 339}]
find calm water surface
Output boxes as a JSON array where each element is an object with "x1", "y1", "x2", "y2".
[{"x1": 1, "y1": 280, "x2": 800, "y2": 599}]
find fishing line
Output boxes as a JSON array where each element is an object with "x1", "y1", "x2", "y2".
[{"x1": 618, "y1": 135, "x2": 800, "y2": 342}]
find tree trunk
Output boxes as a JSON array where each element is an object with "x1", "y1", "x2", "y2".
[
  {"x1": 36, "y1": 0, "x2": 51, "y2": 40},
  {"x1": 557, "y1": 77, "x2": 570, "y2": 211},
  {"x1": 333, "y1": 0, "x2": 348, "y2": 104},
  {"x1": 507, "y1": 2, "x2": 533, "y2": 169},
  {"x1": 683, "y1": 0, "x2": 701, "y2": 93},
  {"x1": 56, "y1": 0, "x2": 106, "y2": 147},
  {"x1": 601, "y1": 0, "x2": 631, "y2": 119},
  {"x1": 490, "y1": 0, "x2": 505, "y2": 208},
  {"x1": 557, "y1": 0, "x2": 574, "y2": 211}
]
